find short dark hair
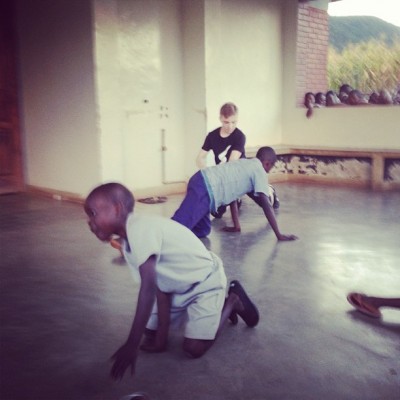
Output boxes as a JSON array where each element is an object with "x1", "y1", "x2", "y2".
[
  {"x1": 255, "y1": 146, "x2": 277, "y2": 163},
  {"x1": 86, "y1": 182, "x2": 135, "y2": 212},
  {"x1": 220, "y1": 102, "x2": 238, "y2": 118}
]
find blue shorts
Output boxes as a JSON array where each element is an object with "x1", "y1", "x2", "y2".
[{"x1": 171, "y1": 171, "x2": 211, "y2": 238}]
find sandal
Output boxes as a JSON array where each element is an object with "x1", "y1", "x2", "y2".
[
  {"x1": 347, "y1": 292, "x2": 382, "y2": 318},
  {"x1": 229, "y1": 311, "x2": 238, "y2": 325},
  {"x1": 138, "y1": 196, "x2": 167, "y2": 204},
  {"x1": 229, "y1": 280, "x2": 259, "y2": 327}
]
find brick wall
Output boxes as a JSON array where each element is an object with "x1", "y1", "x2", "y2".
[{"x1": 296, "y1": 3, "x2": 329, "y2": 106}]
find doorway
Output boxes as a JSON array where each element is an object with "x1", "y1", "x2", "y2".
[{"x1": 0, "y1": 1, "x2": 23, "y2": 194}]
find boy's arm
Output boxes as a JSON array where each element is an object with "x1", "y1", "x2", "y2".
[
  {"x1": 110, "y1": 255, "x2": 157, "y2": 381},
  {"x1": 196, "y1": 149, "x2": 209, "y2": 169},
  {"x1": 247, "y1": 191, "x2": 262, "y2": 207},
  {"x1": 155, "y1": 289, "x2": 171, "y2": 350},
  {"x1": 140, "y1": 288, "x2": 171, "y2": 352},
  {"x1": 223, "y1": 201, "x2": 241, "y2": 232},
  {"x1": 228, "y1": 150, "x2": 242, "y2": 161},
  {"x1": 250, "y1": 192, "x2": 298, "y2": 241},
  {"x1": 223, "y1": 147, "x2": 244, "y2": 231}
]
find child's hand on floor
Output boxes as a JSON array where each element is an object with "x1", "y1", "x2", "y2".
[
  {"x1": 110, "y1": 342, "x2": 138, "y2": 381},
  {"x1": 277, "y1": 233, "x2": 298, "y2": 241}
]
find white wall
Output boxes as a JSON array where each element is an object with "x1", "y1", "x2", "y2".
[
  {"x1": 182, "y1": 0, "x2": 207, "y2": 174},
  {"x1": 92, "y1": 0, "x2": 124, "y2": 184},
  {"x1": 94, "y1": 0, "x2": 186, "y2": 192},
  {"x1": 284, "y1": 106, "x2": 400, "y2": 149},
  {"x1": 93, "y1": 0, "x2": 285, "y2": 185},
  {"x1": 204, "y1": 0, "x2": 283, "y2": 149},
  {"x1": 16, "y1": 0, "x2": 399, "y2": 199},
  {"x1": 17, "y1": 0, "x2": 99, "y2": 197}
]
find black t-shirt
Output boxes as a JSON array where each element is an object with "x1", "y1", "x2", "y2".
[{"x1": 201, "y1": 128, "x2": 246, "y2": 165}]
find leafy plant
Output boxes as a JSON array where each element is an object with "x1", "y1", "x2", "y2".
[{"x1": 328, "y1": 38, "x2": 400, "y2": 94}]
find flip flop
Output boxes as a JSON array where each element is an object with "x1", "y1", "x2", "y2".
[
  {"x1": 229, "y1": 280, "x2": 260, "y2": 327},
  {"x1": 347, "y1": 292, "x2": 382, "y2": 318},
  {"x1": 138, "y1": 196, "x2": 167, "y2": 204}
]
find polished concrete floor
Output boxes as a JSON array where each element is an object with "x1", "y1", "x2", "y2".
[{"x1": 1, "y1": 183, "x2": 399, "y2": 400}]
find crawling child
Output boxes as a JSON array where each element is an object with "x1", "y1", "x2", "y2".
[{"x1": 84, "y1": 183, "x2": 259, "y2": 380}]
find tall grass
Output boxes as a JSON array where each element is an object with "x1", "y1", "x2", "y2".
[{"x1": 328, "y1": 38, "x2": 400, "y2": 94}]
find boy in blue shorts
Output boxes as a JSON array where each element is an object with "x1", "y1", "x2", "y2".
[
  {"x1": 84, "y1": 183, "x2": 259, "y2": 381},
  {"x1": 172, "y1": 146, "x2": 297, "y2": 240}
]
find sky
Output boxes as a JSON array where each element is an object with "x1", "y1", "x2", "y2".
[{"x1": 328, "y1": 0, "x2": 400, "y2": 27}]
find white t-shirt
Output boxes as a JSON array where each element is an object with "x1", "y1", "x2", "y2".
[{"x1": 123, "y1": 214, "x2": 218, "y2": 294}]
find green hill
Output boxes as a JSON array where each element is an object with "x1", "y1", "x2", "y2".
[{"x1": 329, "y1": 16, "x2": 400, "y2": 52}]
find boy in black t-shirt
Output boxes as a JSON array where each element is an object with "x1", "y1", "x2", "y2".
[
  {"x1": 196, "y1": 103, "x2": 279, "y2": 220},
  {"x1": 197, "y1": 102, "x2": 246, "y2": 168},
  {"x1": 196, "y1": 103, "x2": 246, "y2": 219}
]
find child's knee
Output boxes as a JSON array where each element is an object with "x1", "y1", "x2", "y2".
[{"x1": 182, "y1": 338, "x2": 210, "y2": 359}]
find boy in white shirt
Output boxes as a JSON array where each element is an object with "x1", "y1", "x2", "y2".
[{"x1": 84, "y1": 183, "x2": 259, "y2": 381}]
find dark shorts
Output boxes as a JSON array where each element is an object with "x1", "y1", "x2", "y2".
[{"x1": 171, "y1": 171, "x2": 211, "y2": 238}]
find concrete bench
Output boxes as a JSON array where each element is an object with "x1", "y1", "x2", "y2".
[{"x1": 247, "y1": 145, "x2": 400, "y2": 191}]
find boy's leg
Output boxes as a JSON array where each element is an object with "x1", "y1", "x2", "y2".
[
  {"x1": 140, "y1": 328, "x2": 158, "y2": 351},
  {"x1": 182, "y1": 290, "x2": 238, "y2": 358},
  {"x1": 183, "y1": 280, "x2": 259, "y2": 358},
  {"x1": 347, "y1": 293, "x2": 400, "y2": 317},
  {"x1": 141, "y1": 309, "x2": 189, "y2": 352},
  {"x1": 192, "y1": 213, "x2": 211, "y2": 238},
  {"x1": 172, "y1": 171, "x2": 211, "y2": 234},
  {"x1": 269, "y1": 184, "x2": 280, "y2": 209},
  {"x1": 211, "y1": 204, "x2": 227, "y2": 219}
]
